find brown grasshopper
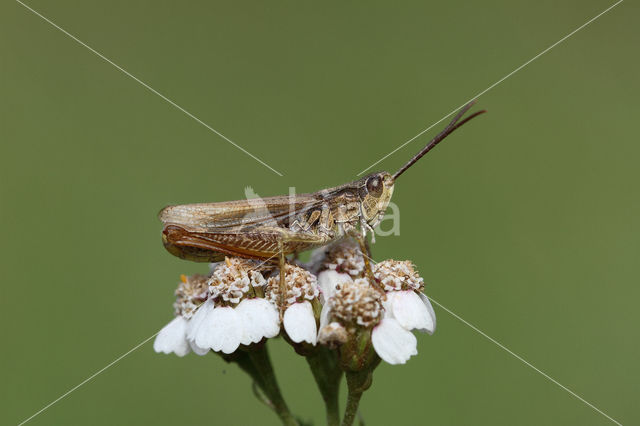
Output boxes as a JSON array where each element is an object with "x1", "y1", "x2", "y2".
[{"x1": 160, "y1": 101, "x2": 485, "y2": 299}]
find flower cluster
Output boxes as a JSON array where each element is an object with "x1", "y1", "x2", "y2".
[
  {"x1": 154, "y1": 240, "x2": 436, "y2": 365},
  {"x1": 154, "y1": 239, "x2": 438, "y2": 426}
]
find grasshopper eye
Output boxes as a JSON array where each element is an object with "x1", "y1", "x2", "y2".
[{"x1": 366, "y1": 176, "x2": 383, "y2": 197}]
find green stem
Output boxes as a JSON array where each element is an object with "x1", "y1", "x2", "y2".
[
  {"x1": 342, "y1": 370, "x2": 372, "y2": 426},
  {"x1": 229, "y1": 352, "x2": 273, "y2": 408},
  {"x1": 248, "y1": 345, "x2": 298, "y2": 426},
  {"x1": 342, "y1": 387, "x2": 362, "y2": 426},
  {"x1": 306, "y1": 347, "x2": 343, "y2": 426}
]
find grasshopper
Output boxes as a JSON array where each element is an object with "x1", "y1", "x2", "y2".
[{"x1": 160, "y1": 101, "x2": 485, "y2": 300}]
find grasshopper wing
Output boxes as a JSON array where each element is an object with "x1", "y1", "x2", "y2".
[
  {"x1": 159, "y1": 193, "x2": 324, "y2": 232},
  {"x1": 159, "y1": 194, "x2": 328, "y2": 262}
]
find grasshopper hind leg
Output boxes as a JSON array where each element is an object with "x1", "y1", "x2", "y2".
[
  {"x1": 277, "y1": 239, "x2": 287, "y2": 317},
  {"x1": 267, "y1": 227, "x2": 333, "y2": 316}
]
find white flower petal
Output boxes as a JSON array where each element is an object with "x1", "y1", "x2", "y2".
[
  {"x1": 188, "y1": 339, "x2": 210, "y2": 356},
  {"x1": 195, "y1": 306, "x2": 243, "y2": 354},
  {"x1": 186, "y1": 299, "x2": 214, "y2": 342},
  {"x1": 317, "y1": 270, "x2": 352, "y2": 303},
  {"x1": 389, "y1": 290, "x2": 435, "y2": 333},
  {"x1": 417, "y1": 292, "x2": 436, "y2": 335},
  {"x1": 283, "y1": 301, "x2": 317, "y2": 345},
  {"x1": 236, "y1": 298, "x2": 280, "y2": 345},
  {"x1": 372, "y1": 318, "x2": 417, "y2": 365},
  {"x1": 381, "y1": 293, "x2": 395, "y2": 319},
  {"x1": 153, "y1": 317, "x2": 190, "y2": 357},
  {"x1": 319, "y1": 303, "x2": 331, "y2": 330}
]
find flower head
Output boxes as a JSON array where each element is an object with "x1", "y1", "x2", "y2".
[
  {"x1": 328, "y1": 278, "x2": 383, "y2": 329},
  {"x1": 316, "y1": 258, "x2": 436, "y2": 365},
  {"x1": 265, "y1": 263, "x2": 319, "y2": 306},
  {"x1": 373, "y1": 260, "x2": 435, "y2": 334},
  {"x1": 174, "y1": 274, "x2": 209, "y2": 319},
  {"x1": 322, "y1": 239, "x2": 365, "y2": 278},
  {"x1": 154, "y1": 274, "x2": 209, "y2": 357},
  {"x1": 208, "y1": 257, "x2": 269, "y2": 305},
  {"x1": 373, "y1": 259, "x2": 424, "y2": 292},
  {"x1": 266, "y1": 264, "x2": 320, "y2": 345},
  {"x1": 155, "y1": 259, "x2": 281, "y2": 357},
  {"x1": 370, "y1": 259, "x2": 436, "y2": 364},
  {"x1": 192, "y1": 259, "x2": 279, "y2": 354}
]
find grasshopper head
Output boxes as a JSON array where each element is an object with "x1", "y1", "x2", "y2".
[{"x1": 359, "y1": 171, "x2": 395, "y2": 228}]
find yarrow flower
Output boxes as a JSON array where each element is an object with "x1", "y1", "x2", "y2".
[
  {"x1": 153, "y1": 246, "x2": 438, "y2": 426},
  {"x1": 155, "y1": 246, "x2": 435, "y2": 367},
  {"x1": 316, "y1": 244, "x2": 436, "y2": 365},
  {"x1": 374, "y1": 259, "x2": 436, "y2": 333},
  {"x1": 322, "y1": 239, "x2": 366, "y2": 278},
  {"x1": 318, "y1": 274, "x2": 382, "y2": 337},
  {"x1": 192, "y1": 258, "x2": 279, "y2": 354},
  {"x1": 373, "y1": 259, "x2": 436, "y2": 364},
  {"x1": 153, "y1": 274, "x2": 208, "y2": 357},
  {"x1": 154, "y1": 258, "x2": 280, "y2": 356},
  {"x1": 266, "y1": 264, "x2": 320, "y2": 345}
]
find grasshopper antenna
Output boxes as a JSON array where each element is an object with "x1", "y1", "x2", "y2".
[{"x1": 392, "y1": 100, "x2": 487, "y2": 180}]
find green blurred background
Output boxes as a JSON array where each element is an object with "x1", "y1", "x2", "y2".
[{"x1": 1, "y1": 0, "x2": 638, "y2": 424}]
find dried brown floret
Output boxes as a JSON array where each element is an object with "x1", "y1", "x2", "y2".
[
  {"x1": 266, "y1": 264, "x2": 319, "y2": 307},
  {"x1": 208, "y1": 257, "x2": 268, "y2": 305},
  {"x1": 322, "y1": 239, "x2": 365, "y2": 278},
  {"x1": 174, "y1": 274, "x2": 209, "y2": 319},
  {"x1": 318, "y1": 322, "x2": 349, "y2": 346},
  {"x1": 328, "y1": 278, "x2": 383, "y2": 328}
]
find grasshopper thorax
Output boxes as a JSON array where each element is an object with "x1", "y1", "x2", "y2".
[{"x1": 357, "y1": 171, "x2": 394, "y2": 228}]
